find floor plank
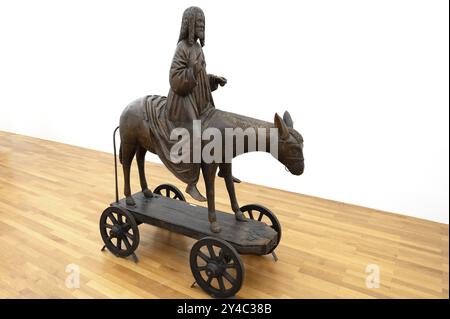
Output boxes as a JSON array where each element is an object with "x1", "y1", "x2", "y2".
[{"x1": 0, "y1": 131, "x2": 448, "y2": 298}]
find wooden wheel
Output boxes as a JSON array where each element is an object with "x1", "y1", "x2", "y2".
[
  {"x1": 99, "y1": 206, "x2": 140, "y2": 257},
  {"x1": 154, "y1": 183, "x2": 186, "y2": 201},
  {"x1": 240, "y1": 204, "x2": 281, "y2": 253},
  {"x1": 190, "y1": 237, "x2": 244, "y2": 298}
]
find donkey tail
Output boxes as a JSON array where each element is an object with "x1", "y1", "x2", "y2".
[
  {"x1": 113, "y1": 126, "x2": 120, "y2": 203},
  {"x1": 113, "y1": 126, "x2": 122, "y2": 165}
]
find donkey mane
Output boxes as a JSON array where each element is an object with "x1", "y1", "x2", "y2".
[{"x1": 203, "y1": 108, "x2": 274, "y2": 132}]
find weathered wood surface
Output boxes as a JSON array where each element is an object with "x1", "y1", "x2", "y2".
[{"x1": 112, "y1": 192, "x2": 278, "y2": 255}]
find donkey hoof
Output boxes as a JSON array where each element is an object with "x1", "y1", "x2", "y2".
[
  {"x1": 126, "y1": 196, "x2": 136, "y2": 206},
  {"x1": 143, "y1": 189, "x2": 153, "y2": 198},
  {"x1": 235, "y1": 210, "x2": 247, "y2": 222},
  {"x1": 186, "y1": 184, "x2": 207, "y2": 202},
  {"x1": 210, "y1": 222, "x2": 221, "y2": 233},
  {"x1": 232, "y1": 175, "x2": 241, "y2": 183}
]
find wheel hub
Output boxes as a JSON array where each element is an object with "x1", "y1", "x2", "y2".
[
  {"x1": 205, "y1": 262, "x2": 222, "y2": 278},
  {"x1": 110, "y1": 225, "x2": 123, "y2": 237}
]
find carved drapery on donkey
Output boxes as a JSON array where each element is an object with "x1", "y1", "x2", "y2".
[{"x1": 118, "y1": 7, "x2": 304, "y2": 233}]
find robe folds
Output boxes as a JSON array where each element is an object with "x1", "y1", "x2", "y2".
[
  {"x1": 145, "y1": 40, "x2": 220, "y2": 185},
  {"x1": 167, "y1": 39, "x2": 219, "y2": 124}
]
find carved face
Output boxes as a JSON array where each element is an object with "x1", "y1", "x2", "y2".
[
  {"x1": 274, "y1": 112, "x2": 304, "y2": 176},
  {"x1": 195, "y1": 13, "x2": 205, "y2": 42}
]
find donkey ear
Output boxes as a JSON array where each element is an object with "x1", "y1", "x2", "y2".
[
  {"x1": 274, "y1": 113, "x2": 290, "y2": 140},
  {"x1": 283, "y1": 111, "x2": 293, "y2": 128}
]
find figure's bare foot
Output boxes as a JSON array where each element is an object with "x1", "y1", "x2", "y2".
[
  {"x1": 142, "y1": 189, "x2": 153, "y2": 198},
  {"x1": 126, "y1": 196, "x2": 136, "y2": 206},
  {"x1": 210, "y1": 221, "x2": 221, "y2": 233},
  {"x1": 186, "y1": 183, "x2": 207, "y2": 202},
  {"x1": 235, "y1": 210, "x2": 247, "y2": 222},
  {"x1": 217, "y1": 170, "x2": 241, "y2": 183}
]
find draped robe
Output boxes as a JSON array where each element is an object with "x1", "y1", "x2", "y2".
[
  {"x1": 147, "y1": 39, "x2": 220, "y2": 185},
  {"x1": 167, "y1": 39, "x2": 219, "y2": 123}
]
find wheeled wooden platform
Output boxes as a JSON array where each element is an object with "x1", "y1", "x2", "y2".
[
  {"x1": 100, "y1": 182, "x2": 282, "y2": 298},
  {"x1": 112, "y1": 192, "x2": 278, "y2": 255}
]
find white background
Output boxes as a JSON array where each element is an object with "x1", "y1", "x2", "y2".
[{"x1": 1, "y1": 0, "x2": 448, "y2": 223}]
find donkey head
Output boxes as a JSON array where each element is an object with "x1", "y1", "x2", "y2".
[{"x1": 274, "y1": 111, "x2": 304, "y2": 175}]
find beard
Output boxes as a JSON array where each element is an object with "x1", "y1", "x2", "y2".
[{"x1": 195, "y1": 31, "x2": 205, "y2": 45}]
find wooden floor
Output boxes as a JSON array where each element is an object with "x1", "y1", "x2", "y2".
[{"x1": 0, "y1": 131, "x2": 448, "y2": 299}]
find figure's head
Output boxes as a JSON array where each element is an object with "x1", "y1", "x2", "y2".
[
  {"x1": 178, "y1": 6, "x2": 205, "y2": 47},
  {"x1": 274, "y1": 111, "x2": 304, "y2": 175}
]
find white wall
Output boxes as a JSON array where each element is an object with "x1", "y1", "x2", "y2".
[{"x1": 1, "y1": 0, "x2": 448, "y2": 223}]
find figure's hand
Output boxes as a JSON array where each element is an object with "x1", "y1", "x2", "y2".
[{"x1": 216, "y1": 76, "x2": 227, "y2": 87}]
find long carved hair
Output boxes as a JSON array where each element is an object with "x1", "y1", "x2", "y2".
[{"x1": 177, "y1": 6, "x2": 205, "y2": 47}]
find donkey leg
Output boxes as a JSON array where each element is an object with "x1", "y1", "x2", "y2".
[
  {"x1": 201, "y1": 163, "x2": 220, "y2": 233},
  {"x1": 219, "y1": 163, "x2": 246, "y2": 222},
  {"x1": 136, "y1": 146, "x2": 153, "y2": 198},
  {"x1": 121, "y1": 142, "x2": 137, "y2": 206}
]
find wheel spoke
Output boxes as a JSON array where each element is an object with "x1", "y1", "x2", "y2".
[
  {"x1": 122, "y1": 223, "x2": 131, "y2": 232},
  {"x1": 195, "y1": 265, "x2": 207, "y2": 272},
  {"x1": 206, "y1": 275, "x2": 213, "y2": 286},
  {"x1": 197, "y1": 251, "x2": 210, "y2": 262},
  {"x1": 224, "y1": 263, "x2": 236, "y2": 269},
  {"x1": 207, "y1": 244, "x2": 216, "y2": 259},
  {"x1": 165, "y1": 189, "x2": 169, "y2": 197},
  {"x1": 258, "y1": 212, "x2": 263, "y2": 221},
  {"x1": 117, "y1": 238, "x2": 122, "y2": 250},
  {"x1": 218, "y1": 248, "x2": 224, "y2": 260},
  {"x1": 222, "y1": 270, "x2": 237, "y2": 286},
  {"x1": 104, "y1": 224, "x2": 113, "y2": 229},
  {"x1": 109, "y1": 214, "x2": 119, "y2": 225},
  {"x1": 123, "y1": 236, "x2": 132, "y2": 249},
  {"x1": 217, "y1": 276, "x2": 226, "y2": 291},
  {"x1": 125, "y1": 232, "x2": 134, "y2": 240}
]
